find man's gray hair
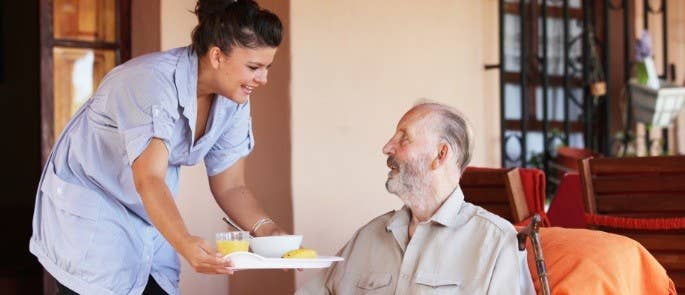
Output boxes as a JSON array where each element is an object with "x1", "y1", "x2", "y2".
[{"x1": 416, "y1": 102, "x2": 474, "y2": 172}]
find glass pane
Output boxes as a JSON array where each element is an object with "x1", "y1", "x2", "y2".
[
  {"x1": 503, "y1": 14, "x2": 521, "y2": 72},
  {"x1": 504, "y1": 130, "x2": 525, "y2": 168},
  {"x1": 504, "y1": 84, "x2": 522, "y2": 120},
  {"x1": 53, "y1": 47, "x2": 116, "y2": 137},
  {"x1": 535, "y1": 87, "x2": 584, "y2": 122},
  {"x1": 54, "y1": 0, "x2": 116, "y2": 42}
]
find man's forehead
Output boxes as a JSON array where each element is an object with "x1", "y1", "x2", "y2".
[{"x1": 397, "y1": 107, "x2": 434, "y2": 130}]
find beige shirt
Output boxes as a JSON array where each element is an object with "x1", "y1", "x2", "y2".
[{"x1": 297, "y1": 187, "x2": 535, "y2": 295}]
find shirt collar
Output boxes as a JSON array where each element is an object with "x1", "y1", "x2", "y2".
[
  {"x1": 174, "y1": 46, "x2": 198, "y2": 120},
  {"x1": 430, "y1": 186, "x2": 465, "y2": 228},
  {"x1": 385, "y1": 186, "x2": 466, "y2": 231}
]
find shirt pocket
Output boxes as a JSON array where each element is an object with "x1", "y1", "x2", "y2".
[
  {"x1": 41, "y1": 168, "x2": 102, "y2": 220},
  {"x1": 356, "y1": 272, "x2": 393, "y2": 293},
  {"x1": 40, "y1": 168, "x2": 102, "y2": 274},
  {"x1": 414, "y1": 273, "x2": 462, "y2": 295}
]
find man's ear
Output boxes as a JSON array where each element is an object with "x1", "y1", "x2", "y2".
[
  {"x1": 208, "y1": 46, "x2": 222, "y2": 69},
  {"x1": 431, "y1": 143, "x2": 449, "y2": 170}
]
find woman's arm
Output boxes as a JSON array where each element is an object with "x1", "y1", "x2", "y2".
[
  {"x1": 132, "y1": 138, "x2": 233, "y2": 274},
  {"x1": 208, "y1": 158, "x2": 287, "y2": 237}
]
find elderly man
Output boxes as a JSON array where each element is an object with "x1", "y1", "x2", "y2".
[{"x1": 297, "y1": 103, "x2": 535, "y2": 294}]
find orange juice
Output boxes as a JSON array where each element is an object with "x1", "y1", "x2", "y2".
[{"x1": 216, "y1": 240, "x2": 249, "y2": 255}]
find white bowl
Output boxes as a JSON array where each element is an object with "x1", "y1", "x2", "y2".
[{"x1": 249, "y1": 235, "x2": 303, "y2": 258}]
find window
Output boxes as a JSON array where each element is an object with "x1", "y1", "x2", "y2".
[{"x1": 40, "y1": 0, "x2": 130, "y2": 161}]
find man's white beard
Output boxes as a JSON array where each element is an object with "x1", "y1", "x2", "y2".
[{"x1": 386, "y1": 154, "x2": 436, "y2": 207}]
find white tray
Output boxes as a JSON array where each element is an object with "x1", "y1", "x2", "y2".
[{"x1": 225, "y1": 252, "x2": 343, "y2": 270}]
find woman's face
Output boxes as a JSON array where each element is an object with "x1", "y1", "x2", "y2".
[{"x1": 212, "y1": 46, "x2": 277, "y2": 104}]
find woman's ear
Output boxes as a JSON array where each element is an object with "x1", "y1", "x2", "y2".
[
  {"x1": 431, "y1": 143, "x2": 449, "y2": 170},
  {"x1": 208, "y1": 46, "x2": 222, "y2": 69}
]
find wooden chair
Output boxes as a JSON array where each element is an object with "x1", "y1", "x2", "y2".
[
  {"x1": 460, "y1": 167, "x2": 530, "y2": 224},
  {"x1": 579, "y1": 156, "x2": 685, "y2": 293},
  {"x1": 548, "y1": 147, "x2": 601, "y2": 184}
]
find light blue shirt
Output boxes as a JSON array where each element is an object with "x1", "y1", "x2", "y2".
[{"x1": 30, "y1": 46, "x2": 254, "y2": 295}]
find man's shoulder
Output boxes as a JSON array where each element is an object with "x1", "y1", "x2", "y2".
[
  {"x1": 461, "y1": 202, "x2": 517, "y2": 236},
  {"x1": 343, "y1": 209, "x2": 399, "y2": 241},
  {"x1": 357, "y1": 210, "x2": 396, "y2": 231}
]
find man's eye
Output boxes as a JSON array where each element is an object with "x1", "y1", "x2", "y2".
[{"x1": 248, "y1": 66, "x2": 258, "y2": 71}]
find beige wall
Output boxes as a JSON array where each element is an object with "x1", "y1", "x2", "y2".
[
  {"x1": 131, "y1": 0, "x2": 160, "y2": 57},
  {"x1": 290, "y1": 0, "x2": 500, "y2": 287}
]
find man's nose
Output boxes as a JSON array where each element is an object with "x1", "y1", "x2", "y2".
[{"x1": 382, "y1": 140, "x2": 394, "y2": 155}]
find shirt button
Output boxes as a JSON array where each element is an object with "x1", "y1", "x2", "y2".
[{"x1": 56, "y1": 186, "x2": 63, "y2": 195}]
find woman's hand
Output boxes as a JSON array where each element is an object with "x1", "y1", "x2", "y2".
[{"x1": 179, "y1": 235, "x2": 234, "y2": 275}]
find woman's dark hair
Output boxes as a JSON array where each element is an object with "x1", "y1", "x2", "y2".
[{"x1": 191, "y1": 0, "x2": 283, "y2": 56}]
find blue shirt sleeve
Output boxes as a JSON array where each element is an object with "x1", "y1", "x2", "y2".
[
  {"x1": 104, "y1": 70, "x2": 179, "y2": 165},
  {"x1": 204, "y1": 100, "x2": 255, "y2": 176}
]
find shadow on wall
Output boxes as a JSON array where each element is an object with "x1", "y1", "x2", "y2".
[{"x1": 233, "y1": 0, "x2": 295, "y2": 294}]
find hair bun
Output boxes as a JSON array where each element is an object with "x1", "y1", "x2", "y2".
[
  {"x1": 191, "y1": 0, "x2": 282, "y2": 56},
  {"x1": 194, "y1": 0, "x2": 260, "y2": 22},
  {"x1": 194, "y1": 0, "x2": 236, "y2": 21}
]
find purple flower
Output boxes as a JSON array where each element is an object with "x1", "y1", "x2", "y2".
[{"x1": 634, "y1": 30, "x2": 652, "y2": 61}]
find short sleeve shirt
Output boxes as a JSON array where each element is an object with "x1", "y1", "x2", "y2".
[{"x1": 29, "y1": 46, "x2": 254, "y2": 295}]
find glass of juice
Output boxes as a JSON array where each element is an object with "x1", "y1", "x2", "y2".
[{"x1": 216, "y1": 231, "x2": 251, "y2": 256}]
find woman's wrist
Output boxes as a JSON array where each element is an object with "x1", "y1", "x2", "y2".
[
  {"x1": 253, "y1": 221, "x2": 286, "y2": 237},
  {"x1": 250, "y1": 217, "x2": 274, "y2": 235}
]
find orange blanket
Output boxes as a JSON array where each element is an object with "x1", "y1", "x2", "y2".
[{"x1": 524, "y1": 227, "x2": 677, "y2": 295}]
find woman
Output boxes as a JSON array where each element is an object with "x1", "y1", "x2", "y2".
[{"x1": 30, "y1": 1, "x2": 286, "y2": 294}]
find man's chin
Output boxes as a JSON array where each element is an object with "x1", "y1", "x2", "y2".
[{"x1": 385, "y1": 179, "x2": 399, "y2": 195}]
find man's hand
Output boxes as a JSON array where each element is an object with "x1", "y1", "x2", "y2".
[{"x1": 179, "y1": 235, "x2": 235, "y2": 275}]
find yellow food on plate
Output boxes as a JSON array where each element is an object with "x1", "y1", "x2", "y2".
[
  {"x1": 216, "y1": 240, "x2": 249, "y2": 255},
  {"x1": 282, "y1": 248, "x2": 318, "y2": 259}
]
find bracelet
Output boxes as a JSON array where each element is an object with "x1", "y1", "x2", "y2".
[{"x1": 250, "y1": 217, "x2": 274, "y2": 235}]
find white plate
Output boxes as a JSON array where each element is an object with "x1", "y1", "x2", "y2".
[{"x1": 225, "y1": 252, "x2": 344, "y2": 270}]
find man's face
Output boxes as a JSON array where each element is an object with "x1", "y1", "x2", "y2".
[{"x1": 382, "y1": 108, "x2": 436, "y2": 197}]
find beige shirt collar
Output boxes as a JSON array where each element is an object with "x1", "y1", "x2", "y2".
[{"x1": 385, "y1": 186, "x2": 466, "y2": 232}]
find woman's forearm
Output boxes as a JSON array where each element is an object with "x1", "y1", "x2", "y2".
[
  {"x1": 213, "y1": 185, "x2": 285, "y2": 236},
  {"x1": 136, "y1": 177, "x2": 192, "y2": 250}
]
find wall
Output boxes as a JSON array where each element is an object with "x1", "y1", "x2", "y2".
[
  {"x1": 131, "y1": 0, "x2": 160, "y2": 57},
  {"x1": 290, "y1": 0, "x2": 500, "y2": 287}
]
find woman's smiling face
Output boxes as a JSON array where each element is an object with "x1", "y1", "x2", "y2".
[{"x1": 211, "y1": 46, "x2": 277, "y2": 104}]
